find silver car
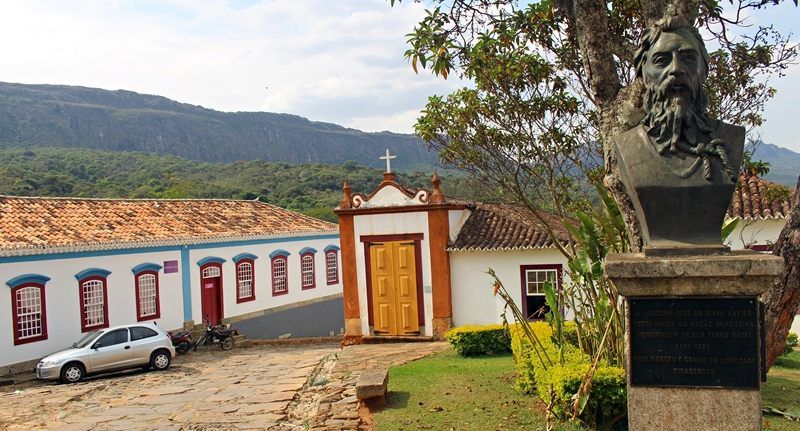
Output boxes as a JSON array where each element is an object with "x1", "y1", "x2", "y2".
[{"x1": 36, "y1": 323, "x2": 176, "y2": 383}]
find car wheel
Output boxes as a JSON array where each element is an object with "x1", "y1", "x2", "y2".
[
  {"x1": 150, "y1": 350, "x2": 171, "y2": 371},
  {"x1": 220, "y1": 337, "x2": 234, "y2": 351},
  {"x1": 60, "y1": 362, "x2": 85, "y2": 383},
  {"x1": 176, "y1": 341, "x2": 190, "y2": 355}
]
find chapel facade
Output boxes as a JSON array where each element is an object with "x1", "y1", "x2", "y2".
[{"x1": 334, "y1": 170, "x2": 572, "y2": 340}]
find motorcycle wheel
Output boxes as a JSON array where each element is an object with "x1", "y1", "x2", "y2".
[
  {"x1": 220, "y1": 337, "x2": 234, "y2": 351},
  {"x1": 176, "y1": 341, "x2": 190, "y2": 355}
]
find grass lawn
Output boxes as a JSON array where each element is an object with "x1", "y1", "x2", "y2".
[
  {"x1": 763, "y1": 351, "x2": 800, "y2": 431},
  {"x1": 372, "y1": 349, "x2": 584, "y2": 431},
  {"x1": 373, "y1": 348, "x2": 800, "y2": 431}
]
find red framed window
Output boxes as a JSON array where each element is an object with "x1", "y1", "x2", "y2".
[
  {"x1": 236, "y1": 259, "x2": 256, "y2": 303},
  {"x1": 11, "y1": 282, "x2": 48, "y2": 345},
  {"x1": 301, "y1": 253, "x2": 316, "y2": 289},
  {"x1": 519, "y1": 264, "x2": 562, "y2": 321},
  {"x1": 326, "y1": 250, "x2": 339, "y2": 285},
  {"x1": 76, "y1": 268, "x2": 111, "y2": 332},
  {"x1": 272, "y1": 255, "x2": 288, "y2": 295},
  {"x1": 135, "y1": 271, "x2": 161, "y2": 321}
]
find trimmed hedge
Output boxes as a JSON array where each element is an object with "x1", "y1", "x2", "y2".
[
  {"x1": 509, "y1": 321, "x2": 581, "y2": 393},
  {"x1": 445, "y1": 324, "x2": 511, "y2": 356},
  {"x1": 510, "y1": 321, "x2": 627, "y2": 430},
  {"x1": 535, "y1": 361, "x2": 627, "y2": 430}
]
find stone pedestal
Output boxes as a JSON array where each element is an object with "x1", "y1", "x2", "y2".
[{"x1": 604, "y1": 251, "x2": 783, "y2": 431}]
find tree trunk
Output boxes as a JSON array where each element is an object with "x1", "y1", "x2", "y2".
[{"x1": 763, "y1": 174, "x2": 800, "y2": 369}]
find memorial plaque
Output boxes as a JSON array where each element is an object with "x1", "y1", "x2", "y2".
[{"x1": 629, "y1": 297, "x2": 759, "y2": 389}]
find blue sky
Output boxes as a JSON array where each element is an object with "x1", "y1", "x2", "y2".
[{"x1": 0, "y1": 1, "x2": 797, "y2": 153}]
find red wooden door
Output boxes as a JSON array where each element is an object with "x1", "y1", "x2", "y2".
[{"x1": 200, "y1": 264, "x2": 223, "y2": 325}]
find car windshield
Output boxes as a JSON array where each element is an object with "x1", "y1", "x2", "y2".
[{"x1": 74, "y1": 330, "x2": 103, "y2": 348}]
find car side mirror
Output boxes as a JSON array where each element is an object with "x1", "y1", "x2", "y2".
[{"x1": 91, "y1": 343, "x2": 101, "y2": 349}]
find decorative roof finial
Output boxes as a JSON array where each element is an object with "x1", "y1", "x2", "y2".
[
  {"x1": 430, "y1": 171, "x2": 445, "y2": 204},
  {"x1": 339, "y1": 180, "x2": 352, "y2": 209}
]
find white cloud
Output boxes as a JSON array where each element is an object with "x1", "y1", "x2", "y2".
[
  {"x1": 0, "y1": 0, "x2": 796, "y2": 153},
  {"x1": 350, "y1": 108, "x2": 426, "y2": 134},
  {"x1": 0, "y1": 0, "x2": 466, "y2": 134}
]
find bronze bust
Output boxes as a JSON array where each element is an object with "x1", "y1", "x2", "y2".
[{"x1": 614, "y1": 15, "x2": 744, "y2": 255}]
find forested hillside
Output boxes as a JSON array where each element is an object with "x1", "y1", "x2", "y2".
[
  {"x1": 0, "y1": 82, "x2": 438, "y2": 170},
  {"x1": 0, "y1": 148, "x2": 482, "y2": 222}
]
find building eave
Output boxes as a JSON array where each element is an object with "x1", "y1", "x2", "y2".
[
  {"x1": 447, "y1": 244, "x2": 558, "y2": 252},
  {"x1": 726, "y1": 215, "x2": 787, "y2": 222},
  {"x1": 0, "y1": 229, "x2": 339, "y2": 258}
]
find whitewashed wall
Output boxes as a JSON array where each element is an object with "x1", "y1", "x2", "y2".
[
  {"x1": 353, "y1": 211, "x2": 433, "y2": 336},
  {"x1": 188, "y1": 237, "x2": 342, "y2": 324},
  {"x1": 1, "y1": 235, "x2": 342, "y2": 368},
  {"x1": 0, "y1": 250, "x2": 184, "y2": 367},
  {"x1": 726, "y1": 218, "x2": 786, "y2": 250},
  {"x1": 449, "y1": 248, "x2": 570, "y2": 326}
]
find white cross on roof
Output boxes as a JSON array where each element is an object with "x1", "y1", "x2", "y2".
[{"x1": 379, "y1": 149, "x2": 397, "y2": 173}]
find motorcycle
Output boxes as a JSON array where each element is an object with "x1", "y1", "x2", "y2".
[
  {"x1": 168, "y1": 330, "x2": 194, "y2": 355},
  {"x1": 194, "y1": 317, "x2": 238, "y2": 351}
]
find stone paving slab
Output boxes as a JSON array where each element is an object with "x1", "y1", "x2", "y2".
[
  {"x1": 0, "y1": 345, "x2": 336, "y2": 430},
  {"x1": 0, "y1": 341, "x2": 450, "y2": 431}
]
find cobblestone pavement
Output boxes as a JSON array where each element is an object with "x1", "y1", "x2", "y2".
[{"x1": 0, "y1": 342, "x2": 449, "y2": 431}]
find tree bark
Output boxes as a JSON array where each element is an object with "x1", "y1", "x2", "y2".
[{"x1": 763, "y1": 175, "x2": 800, "y2": 369}]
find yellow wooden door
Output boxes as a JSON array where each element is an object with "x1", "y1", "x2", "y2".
[{"x1": 369, "y1": 241, "x2": 419, "y2": 335}]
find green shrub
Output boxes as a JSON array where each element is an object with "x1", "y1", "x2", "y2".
[
  {"x1": 559, "y1": 321, "x2": 579, "y2": 347},
  {"x1": 510, "y1": 321, "x2": 627, "y2": 429},
  {"x1": 445, "y1": 324, "x2": 511, "y2": 356},
  {"x1": 509, "y1": 322, "x2": 581, "y2": 393},
  {"x1": 509, "y1": 322, "x2": 555, "y2": 393},
  {"x1": 784, "y1": 332, "x2": 799, "y2": 355},
  {"x1": 535, "y1": 360, "x2": 627, "y2": 431}
]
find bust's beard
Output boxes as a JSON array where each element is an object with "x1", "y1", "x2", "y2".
[{"x1": 641, "y1": 78, "x2": 714, "y2": 155}]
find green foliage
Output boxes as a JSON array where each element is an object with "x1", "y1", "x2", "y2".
[
  {"x1": 509, "y1": 322, "x2": 626, "y2": 429},
  {"x1": 444, "y1": 324, "x2": 511, "y2": 356},
  {"x1": 508, "y1": 322, "x2": 581, "y2": 394},
  {"x1": 741, "y1": 150, "x2": 772, "y2": 177},
  {"x1": 563, "y1": 185, "x2": 628, "y2": 366},
  {"x1": 0, "y1": 147, "x2": 479, "y2": 222},
  {"x1": 534, "y1": 360, "x2": 627, "y2": 431},
  {"x1": 722, "y1": 217, "x2": 740, "y2": 241},
  {"x1": 784, "y1": 332, "x2": 799, "y2": 356},
  {"x1": 509, "y1": 322, "x2": 559, "y2": 394}
]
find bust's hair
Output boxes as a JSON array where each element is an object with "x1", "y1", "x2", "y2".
[{"x1": 633, "y1": 15, "x2": 710, "y2": 80}]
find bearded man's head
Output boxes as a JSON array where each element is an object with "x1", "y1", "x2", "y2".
[{"x1": 633, "y1": 15, "x2": 714, "y2": 155}]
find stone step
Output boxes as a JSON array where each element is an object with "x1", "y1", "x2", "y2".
[
  {"x1": 356, "y1": 369, "x2": 388, "y2": 407},
  {"x1": 361, "y1": 335, "x2": 434, "y2": 344}
]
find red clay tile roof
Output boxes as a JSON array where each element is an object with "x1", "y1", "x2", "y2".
[
  {"x1": 727, "y1": 175, "x2": 794, "y2": 220},
  {"x1": 449, "y1": 203, "x2": 572, "y2": 251},
  {"x1": 0, "y1": 196, "x2": 337, "y2": 255}
]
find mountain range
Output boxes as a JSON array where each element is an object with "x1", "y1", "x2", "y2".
[
  {"x1": 0, "y1": 82, "x2": 438, "y2": 170},
  {"x1": 0, "y1": 81, "x2": 797, "y2": 186},
  {"x1": 751, "y1": 142, "x2": 800, "y2": 187}
]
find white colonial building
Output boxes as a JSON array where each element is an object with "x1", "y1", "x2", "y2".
[
  {"x1": 0, "y1": 197, "x2": 343, "y2": 370},
  {"x1": 726, "y1": 174, "x2": 792, "y2": 251}
]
